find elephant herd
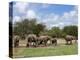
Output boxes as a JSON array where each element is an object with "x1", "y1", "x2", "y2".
[
  {"x1": 13, "y1": 34, "x2": 77, "y2": 48},
  {"x1": 26, "y1": 34, "x2": 57, "y2": 47}
]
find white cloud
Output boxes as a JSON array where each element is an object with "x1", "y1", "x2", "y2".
[
  {"x1": 26, "y1": 10, "x2": 37, "y2": 19},
  {"x1": 62, "y1": 10, "x2": 77, "y2": 22},
  {"x1": 70, "y1": 10, "x2": 76, "y2": 16},
  {"x1": 62, "y1": 12, "x2": 69, "y2": 19},
  {"x1": 40, "y1": 7, "x2": 78, "y2": 29},
  {"x1": 59, "y1": 22, "x2": 64, "y2": 25},
  {"x1": 13, "y1": 16, "x2": 21, "y2": 24},
  {"x1": 50, "y1": 24, "x2": 59, "y2": 27},
  {"x1": 42, "y1": 14, "x2": 59, "y2": 24},
  {"x1": 13, "y1": 3, "x2": 78, "y2": 29},
  {"x1": 14, "y1": 2, "x2": 29, "y2": 14}
]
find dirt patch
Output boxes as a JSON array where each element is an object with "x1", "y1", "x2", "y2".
[{"x1": 18, "y1": 38, "x2": 77, "y2": 47}]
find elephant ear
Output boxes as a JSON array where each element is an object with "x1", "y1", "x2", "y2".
[{"x1": 13, "y1": 35, "x2": 20, "y2": 40}]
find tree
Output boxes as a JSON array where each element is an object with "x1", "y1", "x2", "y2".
[
  {"x1": 13, "y1": 18, "x2": 46, "y2": 39},
  {"x1": 63, "y1": 25, "x2": 78, "y2": 37},
  {"x1": 33, "y1": 23, "x2": 45, "y2": 36},
  {"x1": 47, "y1": 27, "x2": 62, "y2": 38}
]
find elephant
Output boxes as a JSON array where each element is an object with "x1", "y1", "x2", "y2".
[
  {"x1": 65, "y1": 35, "x2": 76, "y2": 45},
  {"x1": 37, "y1": 35, "x2": 51, "y2": 46},
  {"x1": 13, "y1": 35, "x2": 20, "y2": 48},
  {"x1": 26, "y1": 34, "x2": 38, "y2": 47},
  {"x1": 51, "y1": 38, "x2": 57, "y2": 46},
  {"x1": 74, "y1": 37, "x2": 78, "y2": 43}
]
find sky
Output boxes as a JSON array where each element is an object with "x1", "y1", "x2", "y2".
[{"x1": 9, "y1": 2, "x2": 78, "y2": 29}]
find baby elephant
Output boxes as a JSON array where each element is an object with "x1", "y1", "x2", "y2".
[
  {"x1": 51, "y1": 38, "x2": 57, "y2": 46},
  {"x1": 13, "y1": 35, "x2": 20, "y2": 48}
]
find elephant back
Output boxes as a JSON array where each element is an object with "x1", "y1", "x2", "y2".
[
  {"x1": 38, "y1": 35, "x2": 51, "y2": 41},
  {"x1": 27, "y1": 34, "x2": 37, "y2": 42},
  {"x1": 13, "y1": 35, "x2": 20, "y2": 47},
  {"x1": 27, "y1": 34, "x2": 36, "y2": 38},
  {"x1": 65, "y1": 35, "x2": 74, "y2": 40}
]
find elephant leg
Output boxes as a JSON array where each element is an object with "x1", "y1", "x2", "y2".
[
  {"x1": 35, "y1": 42, "x2": 37, "y2": 47},
  {"x1": 44, "y1": 41, "x2": 47, "y2": 46},
  {"x1": 16, "y1": 42, "x2": 19, "y2": 48},
  {"x1": 70, "y1": 40, "x2": 72, "y2": 45},
  {"x1": 27, "y1": 42, "x2": 29, "y2": 47},
  {"x1": 75, "y1": 40, "x2": 77, "y2": 43},
  {"x1": 50, "y1": 41, "x2": 52, "y2": 45},
  {"x1": 29, "y1": 42, "x2": 31, "y2": 47},
  {"x1": 26, "y1": 43, "x2": 29, "y2": 47},
  {"x1": 45, "y1": 42, "x2": 47, "y2": 46},
  {"x1": 34, "y1": 41, "x2": 36, "y2": 46},
  {"x1": 31, "y1": 42, "x2": 33, "y2": 47},
  {"x1": 55, "y1": 41, "x2": 57, "y2": 46},
  {"x1": 33, "y1": 42, "x2": 36, "y2": 47},
  {"x1": 66, "y1": 40, "x2": 68, "y2": 45},
  {"x1": 68, "y1": 41, "x2": 70, "y2": 45},
  {"x1": 44, "y1": 43, "x2": 46, "y2": 46},
  {"x1": 37, "y1": 41, "x2": 39, "y2": 46},
  {"x1": 51, "y1": 41, "x2": 53, "y2": 45},
  {"x1": 32, "y1": 42, "x2": 34, "y2": 47},
  {"x1": 35, "y1": 41, "x2": 38, "y2": 47},
  {"x1": 14, "y1": 41, "x2": 18, "y2": 48},
  {"x1": 14, "y1": 43, "x2": 16, "y2": 47},
  {"x1": 43, "y1": 41, "x2": 45, "y2": 46},
  {"x1": 40, "y1": 40, "x2": 43, "y2": 45},
  {"x1": 36, "y1": 41, "x2": 38, "y2": 47},
  {"x1": 15, "y1": 43, "x2": 17, "y2": 47}
]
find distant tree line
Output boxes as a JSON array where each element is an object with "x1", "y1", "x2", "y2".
[{"x1": 12, "y1": 18, "x2": 78, "y2": 39}]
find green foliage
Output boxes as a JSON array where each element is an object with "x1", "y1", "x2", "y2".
[
  {"x1": 13, "y1": 18, "x2": 45, "y2": 39},
  {"x1": 13, "y1": 18, "x2": 78, "y2": 39},
  {"x1": 33, "y1": 23, "x2": 45, "y2": 36},
  {"x1": 63, "y1": 25, "x2": 78, "y2": 37},
  {"x1": 47, "y1": 27, "x2": 63, "y2": 38}
]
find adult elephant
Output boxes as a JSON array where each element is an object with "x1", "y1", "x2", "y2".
[
  {"x1": 13, "y1": 35, "x2": 20, "y2": 48},
  {"x1": 65, "y1": 35, "x2": 76, "y2": 45},
  {"x1": 26, "y1": 34, "x2": 38, "y2": 47},
  {"x1": 38, "y1": 35, "x2": 51, "y2": 46}
]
